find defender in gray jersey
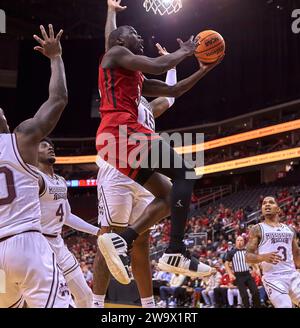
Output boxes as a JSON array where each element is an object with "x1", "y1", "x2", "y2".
[
  {"x1": 37, "y1": 138, "x2": 100, "y2": 308},
  {"x1": 246, "y1": 196, "x2": 300, "y2": 308},
  {"x1": 0, "y1": 25, "x2": 71, "y2": 308}
]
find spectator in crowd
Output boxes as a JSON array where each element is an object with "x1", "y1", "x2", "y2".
[
  {"x1": 158, "y1": 274, "x2": 186, "y2": 308},
  {"x1": 201, "y1": 265, "x2": 222, "y2": 307},
  {"x1": 213, "y1": 268, "x2": 230, "y2": 308}
]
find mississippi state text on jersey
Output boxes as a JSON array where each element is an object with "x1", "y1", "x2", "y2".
[
  {"x1": 258, "y1": 222, "x2": 296, "y2": 277},
  {"x1": 38, "y1": 170, "x2": 69, "y2": 236}
]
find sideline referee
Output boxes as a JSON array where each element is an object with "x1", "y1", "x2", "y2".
[{"x1": 225, "y1": 236, "x2": 260, "y2": 308}]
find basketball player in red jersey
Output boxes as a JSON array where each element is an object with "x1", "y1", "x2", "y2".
[
  {"x1": 93, "y1": 0, "x2": 178, "y2": 308},
  {"x1": 97, "y1": 4, "x2": 224, "y2": 284}
]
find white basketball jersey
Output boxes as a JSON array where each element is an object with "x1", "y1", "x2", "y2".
[
  {"x1": 38, "y1": 170, "x2": 69, "y2": 236},
  {"x1": 258, "y1": 222, "x2": 296, "y2": 277},
  {"x1": 137, "y1": 97, "x2": 155, "y2": 132},
  {"x1": 0, "y1": 133, "x2": 41, "y2": 239}
]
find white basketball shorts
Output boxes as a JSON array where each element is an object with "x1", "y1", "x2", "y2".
[
  {"x1": 97, "y1": 166, "x2": 154, "y2": 228},
  {"x1": 0, "y1": 231, "x2": 71, "y2": 308},
  {"x1": 46, "y1": 234, "x2": 80, "y2": 281},
  {"x1": 263, "y1": 271, "x2": 300, "y2": 308}
]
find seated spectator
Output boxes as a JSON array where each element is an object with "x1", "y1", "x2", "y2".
[
  {"x1": 214, "y1": 269, "x2": 231, "y2": 308},
  {"x1": 152, "y1": 265, "x2": 172, "y2": 297},
  {"x1": 158, "y1": 274, "x2": 186, "y2": 308},
  {"x1": 227, "y1": 281, "x2": 243, "y2": 308},
  {"x1": 201, "y1": 267, "x2": 222, "y2": 307}
]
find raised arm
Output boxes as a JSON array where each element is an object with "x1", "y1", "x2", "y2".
[
  {"x1": 105, "y1": 0, "x2": 127, "y2": 52},
  {"x1": 150, "y1": 43, "x2": 177, "y2": 118},
  {"x1": 246, "y1": 224, "x2": 282, "y2": 264},
  {"x1": 142, "y1": 56, "x2": 223, "y2": 98},
  {"x1": 15, "y1": 25, "x2": 67, "y2": 164},
  {"x1": 104, "y1": 36, "x2": 197, "y2": 75}
]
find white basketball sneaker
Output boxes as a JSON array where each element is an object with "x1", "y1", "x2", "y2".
[
  {"x1": 158, "y1": 252, "x2": 214, "y2": 278},
  {"x1": 97, "y1": 233, "x2": 131, "y2": 285}
]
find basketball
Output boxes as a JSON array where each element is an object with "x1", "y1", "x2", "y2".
[{"x1": 194, "y1": 30, "x2": 225, "y2": 63}]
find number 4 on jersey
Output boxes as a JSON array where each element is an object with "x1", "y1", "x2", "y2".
[{"x1": 56, "y1": 204, "x2": 64, "y2": 222}]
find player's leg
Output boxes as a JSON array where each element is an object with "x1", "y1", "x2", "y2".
[
  {"x1": 65, "y1": 268, "x2": 93, "y2": 308},
  {"x1": 93, "y1": 178, "x2": 125, "y2": 306},
  {"x1": 128, "y1": 161, "x2": 212, "y2": 277},
  {"x1": 47, "y1": 235, "x2": 93, "y2": 308},
  {"x1": 61, "y1": 248, "x2": 93, "y2": 308},
  {"x1": 131, "y1": 230, "x2": 155, "y2": 308},
  {"x1": 93, "y1": 226, "x2": 129, "y2": 307},
  {"x1": 288, "y1": 271, "x2": 300, "y2": 307},
  {"x1": 99, "y1": 140, "x2": 213, "y2": 282},
  {"x1": 0, "y1": 269, "x2": 24, "y2": 308},
  {"x1": 123, "y1": 172, "x2": 172, "y2": 235},
  {"x1": 134, "y1": 139, "x2": 197, "y2": 253},
  {"x1": 94, "y1": 182, "x2": 134, "y2": 301},
  {"x1": 98, "y1": 172, "x2": 171, "y2": 284},
  {"x1": 93, "y1": 227, "x2": 112, "y2": 308},
  {"x1": 128, "y1": 188, "x2": 160, "y2": 308},
  {"x1": 0, "y1": 240, "x2": 23, "y2": 308},
  {"x1": 263, "y1": 278, "x2": 292, "y2": 308},
  {"x1": 13, "y1": 232, "x2": 71, "y2": 308}
]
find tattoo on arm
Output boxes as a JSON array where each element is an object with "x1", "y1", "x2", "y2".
[{"x1": 245, "y1": 224, "x2": 262, "y2": 264}]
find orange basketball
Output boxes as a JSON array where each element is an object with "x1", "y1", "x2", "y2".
[{"x1": 194, "y1": 30, "x2": 225, "y2": 63}]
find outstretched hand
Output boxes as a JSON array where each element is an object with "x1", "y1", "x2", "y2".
[
  {"x1": 107, "y1": 0, "x2": 127, "y2": 12},
  {"x1": 155, "y1": 43, "x2": 170, "y2": 56},
  {"x1": 177, "y1": 35, "x2": 198, "y2": 56},
  {"x1": 33, "y1": 24, "x2": 63, "y2": 59}
]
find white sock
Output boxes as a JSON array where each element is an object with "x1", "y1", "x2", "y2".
[
  {"x1": 93, "y1": 294, "x2": 105, "y2": 308},
  {"x1": 141, "y1": 296, "x2": 156, "y2": 308}
]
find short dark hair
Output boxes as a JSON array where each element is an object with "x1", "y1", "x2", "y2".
[{"x1": 41, "y1": 137, "x2": 54, "y2": 148}]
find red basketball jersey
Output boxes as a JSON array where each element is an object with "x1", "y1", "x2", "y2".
[
  {"x1": 99, "y1": 66, "x2": 143, "y2": 115},
  {"x1": 96, "y1": 64, "x2": 160, "y2": 179},
  {"x1": 97, "y1": 66, "x2": 150, "y2": 136}
]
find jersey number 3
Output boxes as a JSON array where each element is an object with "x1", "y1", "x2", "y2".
[
  {"x1": 56, "y1": 204, "x2": 64, "y2": 222},
  {"x1": 277, "y1": 246, "x2": 287, "y2": 262},
  {"x1": 0, "y1": 166, "x2": 16, "y2": 205}
]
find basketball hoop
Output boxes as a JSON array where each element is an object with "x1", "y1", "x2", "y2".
[{"x1": 143, "y1": 0, "x2": 183, "y2": 16}]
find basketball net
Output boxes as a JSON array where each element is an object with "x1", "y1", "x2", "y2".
[{"x1": 143, "y1": 0, "x2": 183, "y2": 15}]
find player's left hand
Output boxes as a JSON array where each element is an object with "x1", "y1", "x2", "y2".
[
  {"x1": 198, "y1": 54, "x2": 225, "y2": 71},
  {"x1": 156, "y1": 43, "x2": 170, "y2": 56},
  {"x1": 33, "y1": 24, "x2": 63, "y2": 59},
  {"x1": 108, "y1": 0, "x2": 127, "y2": 12}
]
